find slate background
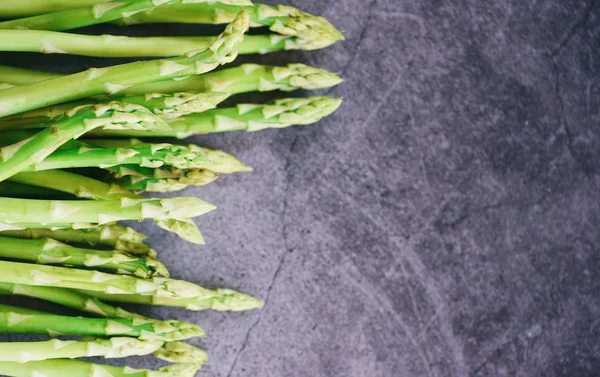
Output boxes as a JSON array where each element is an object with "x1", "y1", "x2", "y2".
[{"x1": 1, "y1": 0, "x2": 600, "y2": 376}]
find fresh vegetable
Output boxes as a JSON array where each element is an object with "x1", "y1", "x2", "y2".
[{"x1": 0, "y1": 0, "x2": 343, "y2": 371}]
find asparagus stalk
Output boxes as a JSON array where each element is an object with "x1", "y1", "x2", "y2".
[
  {"x1": 84, "y1": 138, "x2": 252, "y2": 173},
  {"x1": 0, "y1": 102, "x2": 169, "y2": 183},
  {"x1": 0, "y1": 12, "x2": 249, "y2": 116},
  {"x1": 10, "y1": 170, "x2": 138, "y2": 200},
  {"x1": 0, "y1": 63, "x2": 343, "y2": 98},
  {"x1": 122, "y1": 2, "x2": 344, "y2": 50},
  {"x1": 0, "y1": 30, "x2": 333, "y2": 58},
  {"x1": 0, "y1": 196, "x2": 215, "y2": 229},
  {"x1": 0, "y1": 303, "x2": 205, "y2": 341},
  {"x1": 0, "y1": 260, "x2": 255, "y2": 306},
  {"x1": 0, "y1": 236, "x2": 168, "y2": 278},
  {"x1": 0, "y1": 0, "x2": 250, "y2": 31},
  {"x1": 0, "y1": 224, "x2": 152, "y2": 256},
  {"x1": 21, "y1": 143, "x2": 208, "y2": 172},
  {"x1": 80, "y1": 287, "x2": 264, "y2": 311},
  {"x1": 0, "y1": 65, "x2": 62, "y2": 85},
  {"x1": 0, "y1": 0, "x2": 101, "y2": 18},
  {"x1": 0, "y1": 359, "x2": 201, "y2": 377},
  {"x1": 0, "y1": 283, "x2": 209, "y2": 364},
  {"x1": 9, "y1": 170, "x2": 208, "y2": 244},
  {"x1": 0, "y1": 92, "x2": 229, "y2": 129},
  {"x1": 0, "y1": 338, "x2": 165, "y2": 362},
  {"x1": 92, "y1": 96, "x2": 343, "y2": 138}
]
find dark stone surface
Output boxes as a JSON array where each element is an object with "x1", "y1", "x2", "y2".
[{"x1": 1, "y1": 0, "x2": 599, "y2": 376}]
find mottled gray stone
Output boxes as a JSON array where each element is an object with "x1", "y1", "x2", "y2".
[{"x1": 1, "y1": 0, "x2": 599, "y2": 376}]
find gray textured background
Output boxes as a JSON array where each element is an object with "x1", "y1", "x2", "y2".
[{"x1": 1, "y1": 0, "x2": 600, "y2": 376}]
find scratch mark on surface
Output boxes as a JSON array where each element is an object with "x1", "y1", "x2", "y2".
[
  {"x1": 321, "y1": 181, "x2": 468, "y2": 376},
  {"x1": 225, "y1": 137, "x2": 299, "y2": 377},
  {"x1": 551, "y1": 60, "x2": 596, "y2": 176},
  {"x1": 468, "y1": 323, "x2": 519, "y2": 377},
  {"x1": 332, "y1": 254, "x2": 437, "y2": 377},
  {"x1": 550, "y1": 0, "x2": 595, "y2": 56},
  {"x1": 375, "y1": 11, "x2": 427, "y2": 36},
  {"x1": 335, "y1": 0, "x2": 377, "y2": 80}
]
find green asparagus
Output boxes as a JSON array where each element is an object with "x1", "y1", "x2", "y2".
[
  {"x1": 84, "y1": 138, "x2": 253, "y2": 173},
  {"x1": 10, "y1": 170, "x2": 138, "y2": 200},
  {"x1": 0, "y1": 260, "x2": 259, "y2": 307},
  {"x1": 0, "y1": 236, "x2": 168, "y2": 278},
  {"x1": 0, "y1": 92, "x2": 229, "y2": 130},
  {"x1": 0, "y1": 359, "x2": 201, "y2": 377},
  {"x1": 120, "y1": 2, "x2": 344, "y2": 50},
  {"x1": 0, "y1": 63, "x2": 343, "y2": 98},
  {"x1": 0, "y1": 224, "x2": 153, "y2": 256},
  {"x1": 0, "y1": 283, "x2": 209, "y2": 364},
  {"x1": 92, "y1": 96, "x2": 343, "y2": 138},
  {"x1": 0, "y1": 0, "x2": 250, "y2": 31},
  {"x1": 80, "y1": 287, "x2": 265, "y2": 311},
  {"x1": 0, "y1": 303, "x2": 205, "y2": 341},
  {"x1": 0, "y1": 338, "x2": 165, "y2": 362},
  {"x1": 0, "y1": 12, "x2": 249, "y2": 116},
  {"x1": 0, "y1": 30, "x2": 334, "y2": 57},
  {"x1": 0, "y1": 102, "x2": 169, "y2": 183}
]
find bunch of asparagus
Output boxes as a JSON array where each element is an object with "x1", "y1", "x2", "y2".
[{"x1": 0, "y1": 0, "x2": 343, "y2": 375}]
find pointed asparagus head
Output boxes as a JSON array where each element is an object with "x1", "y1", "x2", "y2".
[
  {"x1": 190, "y1": 288, "x2": 264, "y2": 311},
  {"x1": 156, "y1": 218, "x2": 206, "y2": 245},
  {"x1": 154, "y1": 341, "x2": 209, "y2": 364},
  {"x1": 256, "y1": 4, "x2": 344, "y2": 50},
  {"x1": 188, "y1": 145, "x2": 252, "y2": 174},
  {"x1": 143, "y1": 197, "x2": 217, "y2": 220},
  {"x1": 252, "y1": 63, "x2": 343, "y2": 92},
  {"x1": 242, "y1": 96, "x2": 343, "y2": 132}
]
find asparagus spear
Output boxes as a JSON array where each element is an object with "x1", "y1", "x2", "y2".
[
  {"x1": 0, "y1": 224, "x2": 152, "y2": 256},
  {"x1": 0, "y1": 102, "x2": 169, "y2": 183},
  {"x1": 83, "y1": 138, "x2": 252, "y2": 173},
  {"x1": 0, "y1": 359, "x2": 201, "y2": 377},
  {"x1": 0, "y1": 63, "x2": 343, "y2": 98},
  {"x1": 0, "y1": 65, "x2": 62, "y2": 85},
  {"x1": 0, "y1": 260, "x2": 256, "y2": 306},
  {"x1": 121, "y1": 2, "x2": 344, "y2": 50},
  {"x1": 80, "y1": 287, "x2": 264, "y2": 311},
  {"x1": 0, "y1": 0, "x2": 250, "y2": 31},
  {"x1": 0, "y1": 236, "x2": 168, "y2": 278},
  {"x1": 0, "y1": 30, "x2": 334, "y2": 57},
  {"x1": 92, "y1": 96, "x2": 343, "y2": 138},
  {"x1": 0, "y1": 283, "x2": 209, "y2": 364},
  {"x1": 10, "y1": 170, "x2": 138, "y2": 200},
  {"x1": 0, "y1": 0, "x2": 101, "y2": 18},
  {"x1": 0, "y1": 196, "x2": 215, "y2": 230},
  {"x1": 0, "y1": 91, "x2": 229, "y2": 129},
  {"x1": 0, "y1": 303, "x2": 204, "y2": 341},
  {"x1": 0, "y1": 338, "x2": 165, "y2": 362},
  {"x1": 21, "y1": 143, "x2": 208, "y2": 172},
  {"x1": 0, "y1": 11, "x2": 249, "y2": 116}
]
